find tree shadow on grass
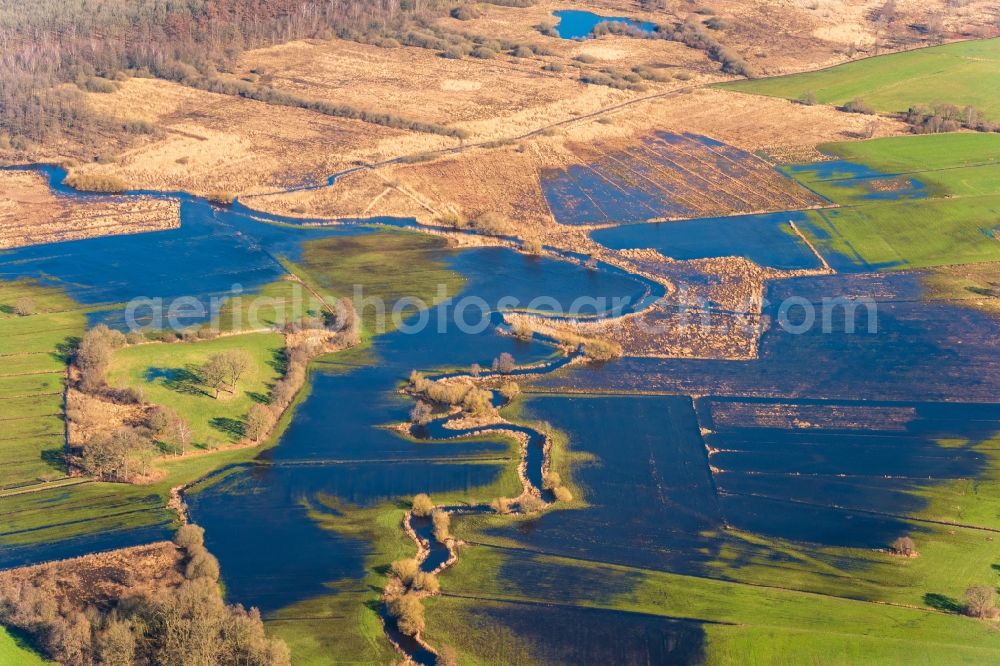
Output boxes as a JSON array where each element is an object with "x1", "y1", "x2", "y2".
[
  {"x1": 211, "y1": 417, "x2": 245, "y2": 438},
  {"x1": 52, "y1": 335, "x2": 81, "y2": 364},
  {"x1": 5, "y1": 624, "x2": 46, "y2": 658},
  {"x1": 924, "y1": 592, "x2": 962, "y2": 613},
  {"x1": 268, "y1": 346, "x2": 288, "y2": 375},
  {"x1": 146, "y1": 364, "x2": 210, "y2": 397},
  {"x1": 247, "y1": 391, "x2": 270, "y2": 405},
  {"x1": 0, "y1": 303, "x2": 14, "y2": 315},
  {"x1": 40, "y1": 448, "x2": 66, "y2": 474}
]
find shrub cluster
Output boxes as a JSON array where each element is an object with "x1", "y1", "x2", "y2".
[
  {"x1": 661, "y1": 18, "x2": 753, "y2": 77},
  {"x1": 63, "y1": 172, "x2": 128, "y2": 193},
  {"x1": 580, "y1": 67, "x2": 649, "y2": 92},
  {"x1": 492, "y1": 352, "x2": 516, "y2": 374},
  {"x1": 409, "y1": 373, "x2": 497, "y2": 418},
  {"x1": 0, "y1": 525, "x2": 288, "y2": 665},
  {"x1": 842, "y1": 97, "x2": 875, "y2": 114},
  {"x1": 76, "y1": 324, "x2": 127, "y2": 391},
  {"x1": 412, "y1": 493, "x2": 435, "y2": 517},
  {"x1": 904, "y1": 103, "x2": 996, "y2": 133},
  {"x1": 432, "y1": 509, "x2": 451, "y2": 542},
  {"x1": 543, "y1": 470, "x2": 574, "y2": 502}
]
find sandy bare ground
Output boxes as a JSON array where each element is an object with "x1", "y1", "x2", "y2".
[{"x1": 0, "y1": 170, "x2": 178, "y2": 250}]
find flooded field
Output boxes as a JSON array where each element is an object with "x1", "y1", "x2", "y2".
[
  {"x1": 537, "y1": 272, "x2": 1000, "y2": 402},
  {"x1": 542, "y1": 132, "x2": 820, "y2": 226},
  {"x1": 592, "y1": 210, "x2": 824, "y2": 270},
  {"x1": 3, "y1": 124, "x2": 1000, "y2": 664}
]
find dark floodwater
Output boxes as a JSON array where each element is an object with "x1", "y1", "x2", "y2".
[
  {"x1": 537, "y1": 272, "x2": 1000, "y2": 403},
  {"x1": 455, "y1": 600, "x2": 706, "y2": 665},
  {"x1": 0, "y1": 166, "x2": 361, "y2": 327},
  {"x1": 484, "y1": 395, "x2": 726, "y2": 573},
  {"x1": 552, "y1": 10, "x2": 656, "y2": 39},
  {"x1": 785, "y1": 160, "x2": 929, "y2": 202},
  {"x1": 187, "y1": 248, "x2": 646, "y2": 613},
  {"x1": 591, "y1": 210, "x2": 823, "y2": 270}
]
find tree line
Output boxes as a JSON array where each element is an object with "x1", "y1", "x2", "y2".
[{"x1": 0, "y1": 0, "x2": 460, "y2": 146}]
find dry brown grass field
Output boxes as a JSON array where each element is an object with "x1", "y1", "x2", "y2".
[
  {"x1": 77, "y1": 77, "x2": 452, "y2": 197},
  {"x1": 0, "y1": 542, "x2": 184, "y2": 610},
  {"x1": 0, "y1": 170, "x2": 178, "y2": 249},
  {"x1": 45, "y1": 0, "x2": 978, "y2": 206},
  {"x1": 250, "y1": 88, "x2": 905, "y2": 234},
  {"x1": 2, "y1": 0, "x2": 984, "y2": 248}
]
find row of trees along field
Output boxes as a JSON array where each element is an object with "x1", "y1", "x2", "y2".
[{"x1": 0, "y1": 0, "x2": 466, "y2": 145}]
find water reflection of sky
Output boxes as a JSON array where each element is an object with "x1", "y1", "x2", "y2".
[{"x1": 552, "y1": 9, "x2": 656, "y2": 39}]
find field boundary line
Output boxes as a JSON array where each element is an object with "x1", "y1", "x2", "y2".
[{"x1": 788, "y1": 219, "x2": 833, "y2": 272}]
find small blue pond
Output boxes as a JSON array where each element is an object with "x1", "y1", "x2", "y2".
[{"x1": 552, "y1": 10, "x2": 656, "y2": 39}]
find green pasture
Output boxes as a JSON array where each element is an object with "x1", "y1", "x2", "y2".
[
  {"x1": 785, "y1": 133, "x2": 1000, "y2": 269},
  {"x1": 105, "y1": 332, "x2": 284, "y2": 448},
  {"x1": 719, "y1": 38, "x2": 1000, "y2": 120},
  {"x1": 0, "y1": 281, "x2": 84, "y2": 488}
]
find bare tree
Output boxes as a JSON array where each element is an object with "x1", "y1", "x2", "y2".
[
  {"x1": 13, "y1": 296, "x2": 34, "y2": 316},
  {"x1": 890, "y1": 535, "x2": 917, "y2": 557},
  {"x1": 492, "y1": 352, "x2": 516, "y2": 374},
  {"x1": 245, "y1": 403, "x2": 275, "y2": 442},
  {"x1": 963, "y1": 585, "x2": 998, "y2": 618},
  {"x1": 410, "y1": 400, "x2": 433, "y2": 425}
]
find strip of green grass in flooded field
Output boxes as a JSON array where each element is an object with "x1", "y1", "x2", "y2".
[
  {"x1": 717, "y1": 38, "x2": 1000, "y2": 120},
  {"x1": 0, "y1": 281, "x2": 84, "y2": 488},
  {"x1": 788, "y1": 134, "x2": 1000, "y2": 269},
  {"x1": 295, "y1": 230, "x2": 467, "y2": 337},
  {"x1": 426, "y1": 538, "x2": 1000, "y2": 665},
  {"x1": 268, "y1": 431, "x2": 525, "y2": 665}
]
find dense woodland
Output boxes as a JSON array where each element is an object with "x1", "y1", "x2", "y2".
[{"x1": 0, "y1": 0, "x2": 463, "y2": 145}]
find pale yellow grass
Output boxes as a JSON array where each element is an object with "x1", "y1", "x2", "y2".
[
  {"x1": 0, "y1": 170, "x2": 178, "y2": 249},
  {"x1": 81, "y1": 78, "x2": 452, "y2": 196},
  {"x1": 248, "y1": 87, "x2": 906, "y2": 233},
  {"x1": 238, "y1": 33, "x2": 703, "y2": 145}
]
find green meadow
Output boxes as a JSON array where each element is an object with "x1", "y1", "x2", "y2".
[
  {"x1": 105, "y1": 332, "x2": 285, "y2": 447},
  {"x1": 0, "y1": 281, "x2": 85, "y2": 489},
  {"x1": 787, "y1": 133, "x2": 1000, "y2": 269},
  {"x1": 719, "y1": 38, "x2": 1000, "y2": 120}
]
